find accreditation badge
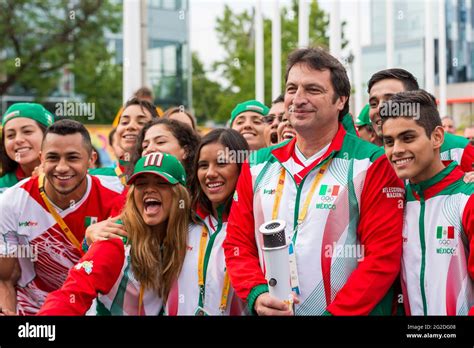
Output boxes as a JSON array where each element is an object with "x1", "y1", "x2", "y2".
[
  {"x1": 194, "y1": 306, "x2": 210, "y2": 316},
  {"x1": 288, "y1": 241, "x2": 300, "y2": 295}
]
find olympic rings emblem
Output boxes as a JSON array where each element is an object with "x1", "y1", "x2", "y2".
[{"x1": 320, "y1": 195, "x2": 334, "y2": 203}]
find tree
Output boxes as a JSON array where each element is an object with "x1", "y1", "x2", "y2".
[
  {"x1": 0, "y1": 0, "x2": 122, "y2": 124},
  {"x1": 193, "y1": 0, "x2": 347, "y2": 123},
  {"x1": 211, "y1": 5, "x2": 255, "y2": 123},
  {"x1": 191, "y1": 52, "x2": 225, "y2": 124},
  {"x1": 71, "y1": 29, "x2": 123, "y2": 124}
]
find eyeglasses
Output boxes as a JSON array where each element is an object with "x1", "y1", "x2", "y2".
[{"x1": 263, "y1": 113, "x2": 284, "y2": 125}]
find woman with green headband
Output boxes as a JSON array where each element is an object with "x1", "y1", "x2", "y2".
[
  {"x1": 0, "y1": 103, "x2": 54, "y2": 194},
  {"x1": 38, "y1": 152, "x2": 191, "y2": 315}
]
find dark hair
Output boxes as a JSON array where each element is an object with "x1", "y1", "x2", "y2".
[
  {"x1": 285, "y1": 47, "x2": 350, "y2": 121},
  {"x1": 0, "y1": 121, "x2": 47, "y2": 175},
  {"x1": 380, "y1": 90, "x2": 441, "y2": 137},
  {"x1": 367, "y1": 68, "x2": 419, "y2": 94},
  {"x1": 128, "y1": 118, "x2": 201, "y2": 184},
  {"x1": 272, "y1": 94, "x2": 284, "y2": 104},
  {"x1": 163, "y1": 106, "x2": 197, "y2": 130},
  {"x1": 190, "y1": 128, "x2": 249, "y2": 218},
  {"x1": 42, "y1": 119, "x2": 93, "y2": 154},
  {"x1": 122, "y1": 97, "x2": 159, "y2": 119},
  {"x1": 134, "y1": 87, "x2": 154, "y2": 99},
  {"x1": 92, "y1": 145, "x2": 102, "y2": 168},
  {"x1": 108, "y1": 128, "x2": 116, "y2": 148}
]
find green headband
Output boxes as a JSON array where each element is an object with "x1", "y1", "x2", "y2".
[
  {"x1": 230, "y1": 100, "x2": 269, "y2": 126},
  {"x1": 2, "y1": 103, "x2": 55, "y2": 128},
  {"x1": 355, "y1": 104, "x2": 371, "y2": 127}
]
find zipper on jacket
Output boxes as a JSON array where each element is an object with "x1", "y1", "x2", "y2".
[
  {"x1": 418, "y1": 192, "x2": 428, "y2": 315},
  {"x1": 292, "y1": 155, "x2": 335, "y2": 242}
]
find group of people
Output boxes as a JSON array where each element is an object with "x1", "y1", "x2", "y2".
[{"x1": 0, "y1": 46, "x2": 473, "y2": 316}]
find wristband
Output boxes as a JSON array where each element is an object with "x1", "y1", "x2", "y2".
[{"x1": 81, "y1": 238, "x2": 89, "y2": 253}]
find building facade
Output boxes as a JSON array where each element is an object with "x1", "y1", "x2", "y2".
[
  {"x1": 362, "y1": 0, "x2": 474, "y2": 129},
  {"x1": 146, "y1": 0, "x2": 191, "y2": 110}
]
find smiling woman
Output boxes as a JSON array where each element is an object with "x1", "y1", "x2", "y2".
[
  {"x1": 230, "y1": 100, "x2": 269, "y2": 151},
  {"x1": 130, "y1": 117, "x2": 200, "y2": 185},
  {"x1": 38, "y1": 152, "x2": 191, "y2": 315},
  {"x1": 277, "y1": 112, "x2": 297, "y2": 143},
  {"x1": 165, "y1": 128, "x2": 249, "y2": 315},
  {"x1": 115, "y1": 98, "x2": 158, "y2": 159},
  {"x1": 0, "y1": 103, "x2": 54, "y2": 194},
  {"x1": 89, "y1": 97, "x2": 159, "y2": 194}
]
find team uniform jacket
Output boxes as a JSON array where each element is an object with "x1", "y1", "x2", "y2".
[
  {"x1": 224, "y1": 124, "x2": 405, "y2": 315},
  {"x1": 0, "y1": 175, "x2": 122, "y2": 315},
  {"x1": 39, "y1": 238, "x2": 163, "y2": 316},
  {"x1": 401, "y1": 162, "x2": 474, "y2": 315},
  {"x1": 441, "y1": 133, "x2": 474, "y2": 173},
  {"x1": 39, "y1": 211, "x2": 247, "y2": 316},
  {"x1": 165, "y1": 207, "x2": 246, "y2": 315}
]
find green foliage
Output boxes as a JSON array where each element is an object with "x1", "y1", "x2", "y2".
[
  {"x1": 192, "y1": 0, "x2": 347, "y2": 124},
  {"x1": 0, "y1": 0, "x2": 122, "y2": 124},
  {"x1": 191, "y1": 52, "x2": 224, "y2": 124}
]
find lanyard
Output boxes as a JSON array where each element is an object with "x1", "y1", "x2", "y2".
[
  {"x1": 197, "y1": 225, "x2": 231, "y2": 313},
  {"x1": 270, "y1": 159, "x2": 331, "y2": 295},
  {"x1": 138, "y1": 285, "x2": 144, "y2": 316},
  {"x1": 38, "y1": 174, "x2": 84, "y2": 255},
  {"x1": 114, "y1": 165, "x2": 127, "y2": 187},
  {"x1": 272, "y1": 160, "x2": 331, "y2": 238},
  {"x1": 272, "y1": 169, "x2": 286, "y2": 220}
]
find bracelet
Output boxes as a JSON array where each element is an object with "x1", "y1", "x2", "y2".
[{"x1": 81, "y1": 238, "x2": 90, "y2": 253}]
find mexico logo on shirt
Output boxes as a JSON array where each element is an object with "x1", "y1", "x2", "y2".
[
  {"x1": 319, "y1": 184, "x2": 340, "y2": 196},
  {"x1": 84, "y1": 216, "x2": 98, "y2": 227},
  {"x1": 436, "y1": 225, "x2": 457, "y2": 255},
  {"x1": 316, "y1": 184, "x2": 340, "y2": 210},
  {"x1": 437, "y1": 225, "x2": 455, "y2": 240}
]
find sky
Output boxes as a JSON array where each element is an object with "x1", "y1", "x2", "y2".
[{"x1": 189, "y1": 0, "x2": 371, "y2": 81}]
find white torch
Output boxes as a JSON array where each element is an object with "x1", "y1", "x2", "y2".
[{"x1": 259, "y1": 219, "x2": 292, "y2": 302}]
